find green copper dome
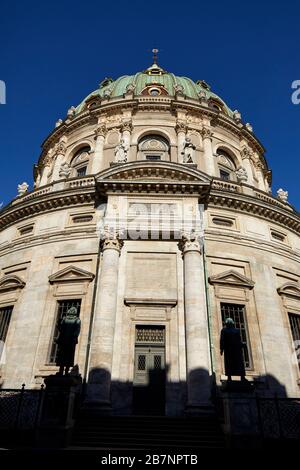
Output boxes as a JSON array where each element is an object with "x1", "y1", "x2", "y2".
[{"x1": 75, "y1": 63, "x2": 233, "y2": 116}]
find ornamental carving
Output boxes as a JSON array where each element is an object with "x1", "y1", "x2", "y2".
[
  {"x1": 235, "y1": 166, "x2": 248, "y2": 183},
  {"x1": 43, "y1": 151, "x2": 53, "y2": 167},
  {"x1": 126, "y1": 82, "x2": 136, "y2": 93},
  {"x1": 200, "y1": 127, "x2": 213, "y2": 140},
  {"x1": 94, "y1": 125, "x2": 107, "y2": 138},
  {"x1": 54, "y1": 141, "x2": 67, "y2": 156},
  {"x1": 178, "y1": 229, "x2": 202, "y2": 254},
  {"x1": 175, "y1": 121, "x2": 187, "y2": 134},
  {"x1": 59, "y1": 162, "x2": 71, "y2": 179},
  {"x1": 100, "y1": 226, "x2": 125, "y2": 252},
  {"x1": 121, "y1": 121, "x2": 133, "y2": 133},
  {"x1": 241, "y1": 146, "x2": 253, "y2": 160}
]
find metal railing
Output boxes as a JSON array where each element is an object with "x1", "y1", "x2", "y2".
[
  {"x1": 217, "y1": 395, "x2": 300, "y2": 440},
  {"x1": 0, "y1": 383, "x2": 44, "y2": 430}
]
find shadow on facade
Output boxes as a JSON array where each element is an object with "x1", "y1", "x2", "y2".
[{"x1": 0, "y1": 366, "x2": 300, "y2": 449}]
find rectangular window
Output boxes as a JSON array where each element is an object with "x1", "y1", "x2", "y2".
[
  {"x1": 220, "y1": 303, "x2": 252, "y2": 369},
  {"x1": 146, "y1": 155, "x2": 161, "y2": 161},
  {"x1": 219, "y1": 169, "x2": 230, "y2": 181},
  {"x1": 0, "y1": 306, "x2": 13, "y2": 343},
  {"x1": 49, "y1": 299, "x2": 81, "y2": 364},
  {"x1": 289, "y1": 313, "x2": 300, "y2": 370},
  {"x1": 77, "y1": 166, "x2": 87, "y2": 177}
]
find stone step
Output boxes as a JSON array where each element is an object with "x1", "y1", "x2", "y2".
[{"x1": 72, "y1": 414, "x2": 226, "y2": 449}]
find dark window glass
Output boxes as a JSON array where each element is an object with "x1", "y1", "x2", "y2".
[
  {"x1": 146, "y1": 155, "x2": 161, "y2": 161},
  {"x1": 0, "y1": 306, "x2": 13, "y2": 343},
  {"x1": 220, "y1": 303, "x2": 252, "y2": 369},
  {"x1": 49, "y1": 299, "x2": 81, "y2": 364},
  {"x1": 219, "y1": 169, "x2": 230, "y2": 180},
  {"x1": 77, "y1": 166, "x2": 87, "y2": 177},
  {"x1": 289, "y1": 313, "x2": 300, "y2": 370}
]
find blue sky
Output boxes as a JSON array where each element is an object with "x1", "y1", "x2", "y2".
[{"x1": 0, "y1": 0, "x2": 299, "y2": 208}]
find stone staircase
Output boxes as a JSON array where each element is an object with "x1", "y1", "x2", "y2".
[{"x1": 71, "y1": 413, "x2": 226, "y2": 449}]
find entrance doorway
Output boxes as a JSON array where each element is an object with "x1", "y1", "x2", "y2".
[{"x1": 133, "y1": 325, "x2": 166, "y2": 415}]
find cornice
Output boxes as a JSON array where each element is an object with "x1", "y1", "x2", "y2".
[
  {"x1": 209, "y1": 187, "x2": 300, "y2": 235},
  {"x1": 0, "y1": 183, "x2": 96, "y2": 231},
  {"x1": 1, "y1": 169, "x2": 299, "y2": 238}
]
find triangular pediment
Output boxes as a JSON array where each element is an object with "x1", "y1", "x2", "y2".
[
  {"x1": 0, "y1": 274, "x2": 26, "y2": 292},
  {"x1": 209, "y1": 270, "x2": 255, "y2": 289},
  {"x1": 277, "y1": 282, "x2": 300, "y2": 299},
  {"x1": 49, "y1": 265, "x2": 95, "y2": 284}
]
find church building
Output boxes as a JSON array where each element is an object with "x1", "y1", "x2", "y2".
[{"x1": 0, "y1": 55, "x2": 299, "y2": 417}]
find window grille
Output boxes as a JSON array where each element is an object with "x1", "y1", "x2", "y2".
[
  {"x1": 0, "y1": 306, "x2": 13, "y2": 343},
  {"x1": 289, "y1": 313, "x2": 300, "y2": 370},
  {"x1": 135, "y1": 326, "x2": 165, "y2": 345},
  {"x1": 220, "y1": 303, "x2": 252, "y2": 369},
  {"x1": 49, "y1": 299, "x2": 81, "y2": 363}
]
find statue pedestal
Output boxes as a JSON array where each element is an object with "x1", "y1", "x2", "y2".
[
  {"x1": 218, "y1": 383, "x2": 260, "y2": 448},
  {"x1": 221, "y1": 379, "x2": 253, "y2": 393},
  {"x1": 37, "y1": 374, "x2": 82, "y2": 448}
]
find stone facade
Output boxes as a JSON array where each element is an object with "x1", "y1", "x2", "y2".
[{"x1": 0, "y1": 62, "x2": 299, "y2": 415}]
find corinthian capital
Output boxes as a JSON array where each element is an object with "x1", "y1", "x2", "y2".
[
  {"x1": 175, "y1": 121, "x2": 187, "y2": 134},
  {"x1": 94, "y1": 125, "x2": 107, "y2": 138},
  {"x1": 100, "y1": 226, "x2": 124, "y2": 253},
  {"x1": 178, "y1": 229, "x2": 202, "y2": 255},
  {"x1": 241, "y1": 146, "x2": 253, "y2": 160},
  {"x1": 200, "y1": 127, "x2": 213, "y2": 140},
  {"x1": 43, "y1": 151, "x2": 53, "y2": 167},
  {"x1": 121, "y1": 121, "x2": 133, "y2": 133},
  {"x1": 54, "y1": 141, "x2": 67, "y2": 156}
]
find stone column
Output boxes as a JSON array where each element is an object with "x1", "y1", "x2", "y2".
[
  {"x1": 121, "y1": 121, "x2": 133, "y2": 161},
  {"x1": 179, "y1": 232, "x2": 212, "y2": 413},
  {"x1": 86, "y1": 230, "x2": 123, "y2": 410},
  {"x1": 241, "y1": 146, "x2": 254, "y2": 186},
  {"x1": 201, "y1": 127, "x2": 215, "y2": 176},
  {"x1": 51, "y1": 140, "x2": 67, "y2": 182},
  {"x1": 91, "y1": 125, "x2": 107, "y2": 174},
  {"x1": 255, "y1": 161, "x2": 267, "y2": 191},
  {"x1": 176, "y1": 122, "x2": 187, "y2": 163},
  {"x1": 40, "y1": 153, "x2": 52, "y2": 186}
]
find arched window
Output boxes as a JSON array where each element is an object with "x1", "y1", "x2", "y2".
[
  {"x1": 217, "y1": 149, "x2": 236, "y2": 181},
  {"x1": 138, "y1": 135, "x2": 170, "y2": 161},
  {"x1": 71, "y1": 146, "x2": 90, "y2": 177}
]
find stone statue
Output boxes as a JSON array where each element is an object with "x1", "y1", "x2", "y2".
[
  {"x1": 59, "y1": 162, "x2": 71, "y2": 179},
  {"x1": 181, "y1": 137, "x2": 195, "y2": 163},
  {"x1": 245, "y1": 122, "x2": 253, "y2": 133},
  {"x1": 55, "y1": 119, "x2": 63, "y2": 128},
  {"x1": 114, "y1": 138, "x2": 128, "y2": 163},
  {"x1": 277, "y1": 188, "x2": 288, "y2": 203},
  {"x1": 233, "y1": 110, "x2": 241, "y2": 122},
  {"x1": 220, "y1": 318, "x2": 246, "y2": 381},
  {"x1": 174, "y1": 84, "x2": 184, "y2": 96},
  {"x1": 17, "y1": 182, "x2": 29, "y2": 196},
  {"x1": 126, "y1": 82, "x2": 136, "y2": 93},
  {"x1": 55, "y1": 306, "x2": 81, "y2": 376},
  {"x1": 235, "y1": 166, "x2": 248, "y2": 183},
  {"x1": 67, "y1": 106, "x2": 76, "y2": 118}
]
